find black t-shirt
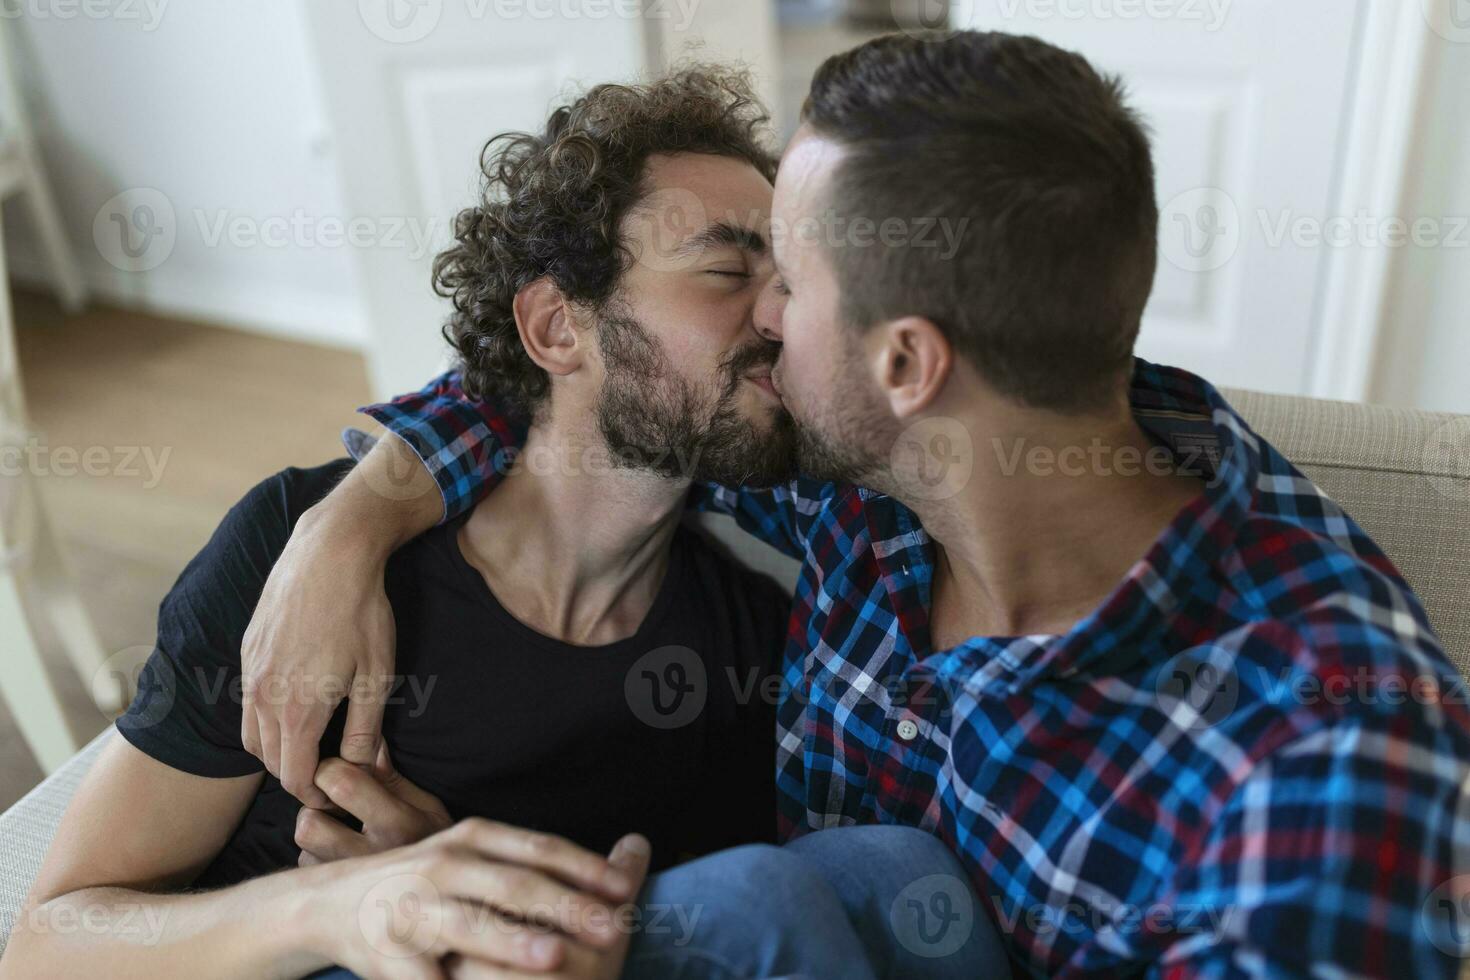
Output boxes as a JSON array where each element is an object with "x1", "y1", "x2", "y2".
[{"x1": 118, "y1": 460, "x2": 789, "y2": 888}]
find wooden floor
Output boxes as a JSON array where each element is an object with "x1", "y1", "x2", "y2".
[{"x1": 1, "y1": 290, "x2": 372, "y2": 809}]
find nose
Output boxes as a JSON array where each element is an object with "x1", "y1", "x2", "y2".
[{"x1": 753, "y1": 274, "x2": 786, "y2": 342}]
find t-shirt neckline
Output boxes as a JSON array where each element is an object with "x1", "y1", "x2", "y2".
[{"x1": 436, "y1": 511, "x2": 687, "y2": 657}]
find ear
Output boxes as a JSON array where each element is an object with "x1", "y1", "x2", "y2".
[
  {"x1": 871, "y1": 316, "x2": 952, "y2": 418},
  {"x1": 512, "y1": 277, "x2": 582, "y2": 378}
]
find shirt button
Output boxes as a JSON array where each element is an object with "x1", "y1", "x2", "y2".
[{"x1": 896, "y1": 719, "x2": 919, "y2": 741}]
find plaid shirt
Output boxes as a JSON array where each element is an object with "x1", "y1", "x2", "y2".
[{"x1": 362, "y1": 360, "x2": 1470, "y2": 978}]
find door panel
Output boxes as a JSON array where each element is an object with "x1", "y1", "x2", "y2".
[
  {"x1": 955, "y1": 0, "x2": 1367, "y2": 395},
  {"x1": 301, "y1": 3, "x2": 647, "y2": 398}
]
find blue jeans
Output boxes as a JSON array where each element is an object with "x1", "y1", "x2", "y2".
[{"x1": 312, "y1": 825, "x2": 1010, "y2": 979}]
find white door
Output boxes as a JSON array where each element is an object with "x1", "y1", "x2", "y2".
[
  {"x1": 302, "y1": 1, "x2": 780, "y2": 400},
  {"x1": 950, "y1": 0, "x2": 1379, "y2": 397},
  {"x1": 301, "y1": 2, "x2": 649, "y2": 398}
]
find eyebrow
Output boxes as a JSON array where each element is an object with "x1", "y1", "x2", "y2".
[{"x1": 676, "y1": 220, "x2": 768, "y2": 259}]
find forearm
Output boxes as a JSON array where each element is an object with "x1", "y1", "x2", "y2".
[
  {"x1": 0, "y1": 868, "x2": 329, "y2": 980},
  {"x1": 309, "y1": 428, "x2": 443, "y2": 557}
]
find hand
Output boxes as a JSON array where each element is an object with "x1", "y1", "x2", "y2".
[
  {"x1": 240, "y1": 434, "x2": 442, "y2": 808},
  {"x1": 443, "y1": 835, "x2": 653, "y2": 980},
  {"x1": 307, "y1": 818, "x2": 649, "y2": 979},
  {"x1": 296, "y1": 742, "x2": 453, "y2": 866},
  {"x1": 240, "y1": 503, "x2": 398, "y2": 809}
]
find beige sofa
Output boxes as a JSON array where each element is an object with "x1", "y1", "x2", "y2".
[{"x1": 1, "y1": 387, "x2": 1467, "y2": 964}]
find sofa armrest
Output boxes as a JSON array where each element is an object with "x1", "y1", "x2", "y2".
[{"x1": 0, "y1": 729, "x2": 112, "y2": 958}]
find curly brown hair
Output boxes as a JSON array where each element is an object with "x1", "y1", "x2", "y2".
[{"x1": 432, "y1": 66, "x2": 777, "y2": 417}]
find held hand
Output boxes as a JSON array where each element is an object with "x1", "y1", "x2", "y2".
[
  {"x1": 307, "y1": 818, "x2": 649, "y2": 978},
  {"x1": 296, "y1": 742, "x2": 453, "y2": 865},
  {"x1": 443, "y1": 835, "x2": 653, "y2": 980}
]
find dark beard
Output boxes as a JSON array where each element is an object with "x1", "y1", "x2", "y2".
[
  {"x1": 794, "y1": 419, "x2": 883, "y2": 487},
  {"x1": 594, "y1": 307, "x2": 798, "y2": 487},
  {"x1": 788, "y1": 338, "x2": 890, "y2": 488}
]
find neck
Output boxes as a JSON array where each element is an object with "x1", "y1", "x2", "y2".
[
  {"x1": 909, "y1": 403, "x2": 1204, "y2": 641},
  {"x1": 458, "y1": 406, "x2": 689, "y2": 645}
]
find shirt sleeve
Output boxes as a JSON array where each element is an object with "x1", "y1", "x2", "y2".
[
  {"x1": 1151, "y1": 714, "x2": 1470, "y2": 980},
  {"x1": 358, "y1": 371, "x2": 529, "y2": 524},
  {"x1": 116, "y1": 462, "x2": 352, "y2": 777},
  {"x1": 686, "y1": 479, "x2": 840, "y2": 560}
]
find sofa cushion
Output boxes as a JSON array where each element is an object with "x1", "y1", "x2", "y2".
[{"x1": 1224, "y1": 388, "x2": 1470, "y2": 675}]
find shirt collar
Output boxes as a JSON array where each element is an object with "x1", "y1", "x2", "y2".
[{"x1": 881, "y1": 358, "x2": 1267, "y2": 691}]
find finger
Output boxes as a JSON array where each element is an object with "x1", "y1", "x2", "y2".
[
  {"x1": 444, "y1": 959, "x2": 519, "y2": 980},
  {"x1": 294, "y1": 806, "x2": 375, "y2": 862},
  {"x1": 281, "y1": 702, "x2": 334, "y2": 809},
  {"x1": 372, "y1": 956, "x2": 445, "y2": 980},
  {"x1": 240, "y1": 697, "x2": 263, "y2": 762},
  {"x1": 256, "y1": 709, "x2": 282, "y2": 780},
  {"x1": 377, "y1": 741, "x2": 450, "y2": 815},
  {"x1": 434, "y1": 904, "x2": 565, "y2": 974},
  {"x1": 340, "y1": 671, "x2": 391, "y2": 766},
  {"x1": 298, "y1": 850, "x2": 322, "y2": 867},
  {"x1": 316, "y1": 757, "x2": 405, "y2": 825},
  {"x1": 431, "y1": 855, "x2": 621, "y2": 949},
  {"x1": 374, "y1": 738, "x2": 394, "y2": 779},
  {"x1": 606, "y1": 834, "x2": 652, "y2": 888},
  {"x1": 444, "y1": 818, "x2": 639, "y2": 901},
  {"x1": 444, "y1": 955, "x2": 549, "y2": 980}
]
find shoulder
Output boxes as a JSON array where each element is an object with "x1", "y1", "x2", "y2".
[
  {"x1": 165, "y1": 459, "x2": 356, "y2": 622},
  {"x1": 200, "y1": 459, "x2": 353, "y2": 558},
  {"x1": 226, "y1": 458, "x2": 355, "y2": 529},
  {"x1": 1188, "y1": 565, "x2": 1470, "y2": 785},
  {"x1": 1222, "y1": 508, "x2": 1447, "y2": 705},
  {"x1": 674, "y1": 523, "x2": 793, "y2": 620}
]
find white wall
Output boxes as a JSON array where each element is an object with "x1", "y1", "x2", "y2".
[
  {"x1": 1, "y1": 0, "x2": 783, "y2": 361},
  {"x1": 1374, "y1": 30, "x2": 1470, "y2": 416},
  {"x1": 2, "y1": 2, "x2": 366, "y2": 348},
  {"x1": 5, "y1": 1, "x2": 1466, "y2": 412}
]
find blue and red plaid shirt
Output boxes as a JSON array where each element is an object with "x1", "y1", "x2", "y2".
[{"x1": 362, "y1": 359, "x2": 1470, "y2": 978}]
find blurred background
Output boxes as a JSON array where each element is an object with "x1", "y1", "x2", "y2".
[{"x1": 0, "y1": 0, "x2": 1467, "y2": 806}]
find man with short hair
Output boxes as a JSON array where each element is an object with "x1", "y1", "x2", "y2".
[{"x1": 242, "y1": 31, "x2": 1470, "y2": 978}]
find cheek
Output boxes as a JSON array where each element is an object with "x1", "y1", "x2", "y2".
[
  {"x1": 787, "y1": 303, "x2": 840, "y2": 378},
  {"x1": 777, "y1": 313, "x2": 838, "y2": 416}
]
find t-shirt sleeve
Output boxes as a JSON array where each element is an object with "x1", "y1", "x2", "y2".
[{"x1": 115, "y1": 461, "x2": 353, "y2": 777}]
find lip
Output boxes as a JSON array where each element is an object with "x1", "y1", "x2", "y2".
[{"x1": 744, "y1": 374, "x2": 779, "y2": 398}]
